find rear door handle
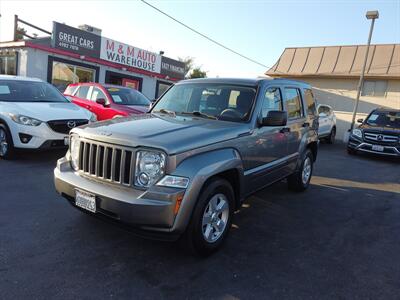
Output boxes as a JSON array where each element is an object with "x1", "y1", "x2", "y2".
[{"x1": 280, "y1": 127, "x2": 291, "y2": 133}]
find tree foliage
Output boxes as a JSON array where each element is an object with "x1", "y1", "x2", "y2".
[
  {"x1": 16, "y1": 27, "x2": 27, "y2": 40},
  {"x1": 189, "y1": 67, "x2": 207, "y2": 79}
]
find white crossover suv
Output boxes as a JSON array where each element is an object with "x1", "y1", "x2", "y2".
[
  {"x1": 318, "y1": 104, "x2": 337, "y2": 144},
  {"x1": 0, "y1": 75, "x2": 96, "y2": 159}
]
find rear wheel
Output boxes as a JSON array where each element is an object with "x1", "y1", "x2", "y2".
[
  {"x1": 0, "y1": 124, "x2": 15, "y2": 160},
  {"x1": 326, "y1": 127, "x2": 336, "y2": 144},
  {"x1": 184, "y1": 178, "x2": 234, "y2": 256},
  {"x1": 287, "y1": 149, "x2": 313, "y2": 192}
]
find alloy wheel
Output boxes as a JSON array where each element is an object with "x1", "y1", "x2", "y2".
[
  {"x1": 0, "y1": 128, "x2": 8, "y2": 156},
  {"x1": 302, "y1": 157, "x2": 312, "y2": 185},
  {"x1": 202, "y1": 193, "x2": 229, "y2": 243}
]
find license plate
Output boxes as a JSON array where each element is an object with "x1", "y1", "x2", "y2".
[
  {"x1": 75, "y1": 189, "x2": 96, "y2": 213},
  {"x1": 372, "y1": 145, "x2": 384, "y2": 152},
  {"x1": 64, "y1": 137, "x2": 69, "y2": 146}
]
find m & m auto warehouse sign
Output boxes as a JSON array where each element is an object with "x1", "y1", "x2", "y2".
[{"x1": 100, "y1": 37, "x2": 162, "y2": 73}]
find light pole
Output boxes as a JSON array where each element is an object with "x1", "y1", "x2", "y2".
[{"x1": 349, "y1": 10, "x2": 379, "y2": 131}]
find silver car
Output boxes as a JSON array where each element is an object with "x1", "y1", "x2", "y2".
[
  {"x1": 54, "y1": 78, "x2": 319, "y2": 255},
  {"x1": 318, "y1": 104, "x2": 337, "y2": 144}
]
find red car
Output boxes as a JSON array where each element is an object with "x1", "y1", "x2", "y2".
[{"x1": 64, "y1": 83, "x2": 150, "y2": 121}]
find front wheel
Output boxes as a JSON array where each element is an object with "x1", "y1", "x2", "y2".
[
  {"x1": 0, "y1": 124, "x2": 15, "y2": 160},
  {"x1": 326, "y1": 127, "x2": 336, "y2": 144},
  {"x1": 287, "y1": 149, "x2": 313, "y2": 192},
  {"x1": 184, "y1": 178, "x2": 234, "y2": 256}
]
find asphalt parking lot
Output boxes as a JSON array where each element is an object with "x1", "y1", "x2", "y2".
[{"x1": 1, "y1": 143, "x2": 399, "y2": 299}]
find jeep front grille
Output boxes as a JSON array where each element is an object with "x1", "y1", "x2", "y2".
[{"x1": 78, "y1": 140, "x2": 135, "y2": 186}]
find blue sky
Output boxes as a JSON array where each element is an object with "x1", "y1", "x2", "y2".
[{"x1": 0, "y1": 0, "x2": 399, "y2": 77}]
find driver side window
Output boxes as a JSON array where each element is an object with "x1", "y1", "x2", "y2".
[
  {"x1": 261, "y1": 87, "x2": 282, "y2": 118},
  {"x1": 90, "y1": 87, "x2": 107, "y2": 103}
]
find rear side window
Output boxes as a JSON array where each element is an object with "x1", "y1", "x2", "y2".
[
  {"x1": 64, "y1": 85, "x2": 78, "y2": 96},
  {"x1": 304, "y1": 88, "x2": 317, "y2": 116},
  {"x1": 261, "y1": 87, "x2": 282, "y2": 118},
  {"x1": 284, "y1": 88, "x2": 304, "y2": 119},
  {"x1": 76, "y1": 86, "x2": 90, "y2": 99}
]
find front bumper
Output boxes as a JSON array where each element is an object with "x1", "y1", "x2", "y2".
[
  {"x1": 348, "y1": 136, "x2": 400, "y2": 157},
  {"x1": 54, "y1": 157, "x2": 187, "y2": 240},
  {"x1": 10, "y1": 122, "x2": 68, "y2": 149}
]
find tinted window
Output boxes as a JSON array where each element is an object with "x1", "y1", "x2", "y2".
[
  {"x1": 90, "y1": 87, "x2": 107, "y2": 102},
  {"x1": 284, "y1": 88, "x2": 303, "y2": 119},
  {"x1": 262, "y1": 87, "x2": 282, "y2": 118},
  {"x1": 106, "y1": 87, "x2": 150, "y2": 106},
  {"x1": 152, "y1": 83, "x2": 256, "y2": 122},
  {"x1": 366, "y1": 111, "x2": 400, "y2": 128},
  {"x1": 0, "y1": 80, "x2": 68, "y2": 102},
  {"x1": 76, "y1": 86, "x2": 90, "y2": 99},
  {"x1": 304, "y1": 89, "x2": 317, "y2": 116}
]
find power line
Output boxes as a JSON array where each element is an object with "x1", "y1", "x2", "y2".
[{"x1": 139, "y1": 0, "x2": 271, "y2": 69}]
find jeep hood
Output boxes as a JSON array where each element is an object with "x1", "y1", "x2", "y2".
[{"x1": 73, "y1": 113, "x2": 250, "y2": 154}]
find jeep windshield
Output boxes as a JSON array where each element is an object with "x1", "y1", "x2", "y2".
[
  {"x1": 106, "y1": 87, "x2": 150, "y2": 106},
  {"x1": 0, "y1": 80, "x2": 69, "y2": 103},
  {"x1": 366, "y1": 111, "x2": 400, "y2": 128},
  {"x1": 152, "y1": 83, "x2": 257, "y2": 122}
]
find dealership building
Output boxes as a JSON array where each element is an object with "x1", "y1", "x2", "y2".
[
  {"x1": 266, "y1": 44, "x2": 400, "y2": 139},
  {"x1": 0, "y1": 22, "x2": 186, "y2": 99}
]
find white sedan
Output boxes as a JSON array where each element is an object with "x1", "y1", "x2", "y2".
[
  {"x1": 0, "y1": 75, "x2": 96, "y2": 159},
  {"x1": 318, "y1": 104, "x2": 337, "y2": 144}
]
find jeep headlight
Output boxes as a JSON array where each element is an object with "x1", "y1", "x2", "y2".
[
  {"x1": 352, "y1": 128, "x2": 363, "y2": 139},
  {"x1": 70, "y1": 135, "x2": 80, "y2": 171},
  {"x1": 135, "y1": 150, "x2": 166, "y2": 188}
]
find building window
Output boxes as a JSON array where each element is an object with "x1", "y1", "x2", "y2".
[
  {"x1": 362, "y1": 80, "x2": 388, "y2": 97},
  {"x1": 51, "y1": 61, "x2": 95, "y2": 92},
  {"x1": 0, "y1": 52, "x2": 17, "y2": 75},
  {"x1": 156, "y1": 81, "x2": 173, "y2": 99},
  {"x1": 48, "y1": 56, "x2": 99, "y2": 92}
]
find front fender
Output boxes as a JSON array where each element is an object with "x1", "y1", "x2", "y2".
[{"x1": 170, "y1": 148, "x2": 244, "y2": 233}]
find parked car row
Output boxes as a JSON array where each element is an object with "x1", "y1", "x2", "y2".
[
  {"x1": 1, "y1": 74, "x2": 398, "y2": 256},
  {"x1": 0, "y1": 76, "x2": 150, "y2": 159}
]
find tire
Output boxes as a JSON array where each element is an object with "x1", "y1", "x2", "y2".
[
  {"x1": 0, "y1": 123, "x2": 15, "y2": 160},
  {"x1": 326, "y1": 127, "x2": 336, "y2": 144},
  {"x1": 287, "y1": 149, "x2": 313, "y2": 192},
  {"x1": 184, "y1": 178, "x2": 234, "y2": 256},
  {"x1": 347, "y1": 147, "x2": 357, "y2": 155}
]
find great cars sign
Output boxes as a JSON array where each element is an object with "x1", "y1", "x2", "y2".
[
  {"x1": 51, "y1": 22, "x2": 101, "y2": 58},
  {"x1": 100, "y1": 37, "x2": 162, "y2": 73}
]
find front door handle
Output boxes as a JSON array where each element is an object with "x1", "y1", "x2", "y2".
[{"x1": 280, "y1": 127, "x2": 291, "y2": 133}]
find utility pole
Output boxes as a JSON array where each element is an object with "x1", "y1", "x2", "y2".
[{"x1": 350, "y1": 10, "x2": 379, "y2": 131}]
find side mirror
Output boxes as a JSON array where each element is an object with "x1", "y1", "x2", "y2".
[
  {"x1": 96, "y1": 98, "x2": 108, "y2": 107},
  {"x1": 261, "y1": 111, "x2": 287, "y2": 127},
  {"x1": 357, "y1": 118, "x2": 364, "y2": 123}
]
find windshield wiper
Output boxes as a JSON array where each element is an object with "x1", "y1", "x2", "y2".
[
  {"x1": 155, "y1": 109, "x2": 176, "y2": 116},
  {"x1": 180, "y1": 111, "x2": 217, "y2": 120}
]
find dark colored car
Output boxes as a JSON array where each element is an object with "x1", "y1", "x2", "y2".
[
  {"x1": 54, "y1": 78, "x2": 319, "y2": 255},
  {"x1": 64, "y1": 83, "x2": 151, "y2": 121},
  {"x1": 348, "y1": 108, "x2": 400, "y2": 157}
]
